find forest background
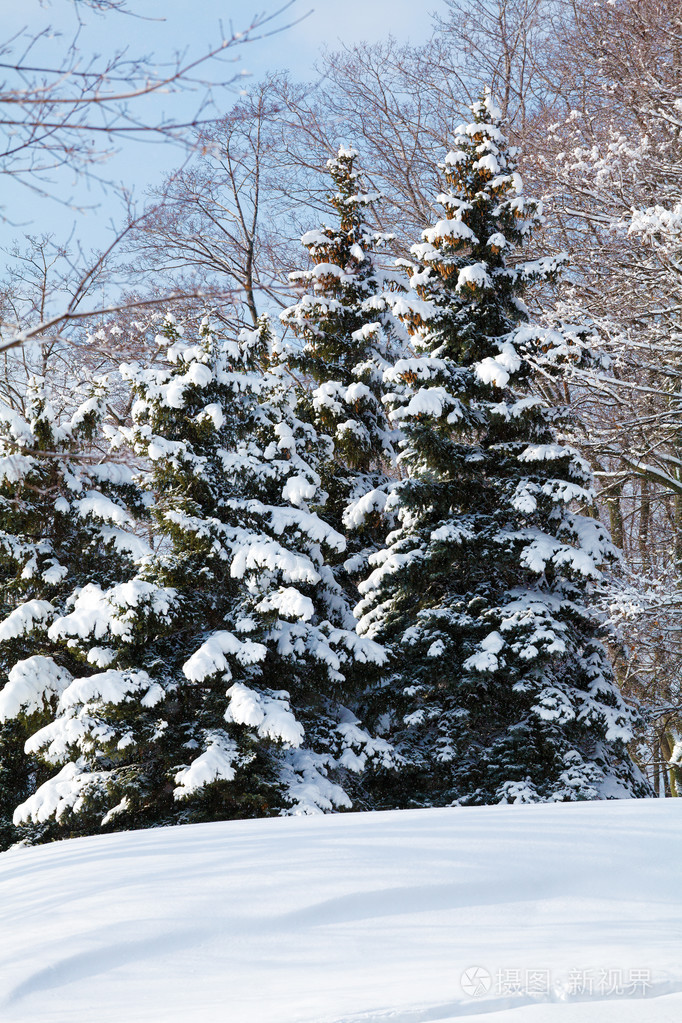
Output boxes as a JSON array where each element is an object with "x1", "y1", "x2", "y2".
[{"x1": 1, "y1": 0, "x2": 681, "y2": 800}]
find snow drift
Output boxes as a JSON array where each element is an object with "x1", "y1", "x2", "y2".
[{"x1": 0, "y1": 800, "x2": 681, "y2": 1022}]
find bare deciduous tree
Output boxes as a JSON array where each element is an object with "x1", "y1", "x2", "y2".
[
  {"x1": 0, "y1": 1, "x2": 306, "y2": 204},
  {"x1": 127, "y1": 78, "x2": 299, "y2": 331},
  {"x1": 0, "y1": 1, "x2": 306, "y2": 354}
]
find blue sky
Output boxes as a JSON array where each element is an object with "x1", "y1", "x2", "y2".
[{"x1": 2, "y1": 0, "x2": 442, "y2": 255}]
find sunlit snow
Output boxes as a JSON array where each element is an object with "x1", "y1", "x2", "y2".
[{"x1": 0, "y1": 801, "x2": 680, "y2": 1022}]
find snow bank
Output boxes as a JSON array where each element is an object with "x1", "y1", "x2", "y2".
[{"x1": 0, "y1": 801, "x2": 681, "y2": 1022}]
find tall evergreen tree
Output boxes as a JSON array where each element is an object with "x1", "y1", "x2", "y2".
[
  {"x1": 0, "y1": 378, "x2": 144, "y2": 847},
  {"x1": 355, "y1": 93, "x2": 649, "y2": 807},
  {"x1": 11, "y1": 316, "x2": 391, "y2": 841},
  {"x1": 280, "y1": 148, "x2": 404, "y2": 555}
]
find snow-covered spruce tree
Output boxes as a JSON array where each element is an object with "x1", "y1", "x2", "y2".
[
  {"x1": 355, "y1": 93, "x2": 650, "y2": 808},
  {"x1": 280, "y1": 148, "x2": 403, "y2": 555},
  {"x1": 0, "y1": 378, "x2": 144, "y2": 847},
  {"x1": 12, "y1": 315, "x2": 391, "y2": 840}
]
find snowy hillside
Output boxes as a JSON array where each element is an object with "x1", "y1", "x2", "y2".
[{"x1": 1, "y1": 801, "x2": 681, "y2": 1022}]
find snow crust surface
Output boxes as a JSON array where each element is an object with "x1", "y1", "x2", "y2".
[{"x1": 0, "y1": 801, "x2": 681, "y2": 1022}]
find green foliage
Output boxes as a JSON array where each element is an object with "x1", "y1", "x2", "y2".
[
  {"x1": 0, "y1": 377, "x2": 144, "y2": 847},
  {"x1": 355, "y1": 93, "x2": 649, "y2": 807},
  {"x1": 5, "y1": 315, "x2": 391, "y2": 842}
]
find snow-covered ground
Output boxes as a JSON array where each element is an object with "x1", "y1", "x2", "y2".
[{"x1": 0, "y1": 800, "x2": 680, "y2": 1022}]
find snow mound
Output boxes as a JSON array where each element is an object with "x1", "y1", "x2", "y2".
[{"x1": 0, "y1": 801, "x2": 681, "y2": 1022}]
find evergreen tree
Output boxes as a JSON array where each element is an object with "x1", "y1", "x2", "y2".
[
  {"x1": 280, "y1": 148, "x2": 403, "y2": 554},
  {"x1": 12, "y1": 316, "x2": 391, "y2": 841},
  {"x1": 355, "y1": 93, "x2": 650, "y2": 807},
  {"x1": 0, "y1": 378, "x2": 143, "y2": 847}
]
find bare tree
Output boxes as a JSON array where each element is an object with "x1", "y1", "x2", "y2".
[
  {"x1": 125, "y1": 39, "x2": 468, "y2": 332},
  {"x1": 520, "y1": 0, "x2": 682, "y2": 786},
  {"x1": 127, "y1": 78, "x2": 300, "y2": 331},
  {"x1": 265, "y1": 39, "x2": 473, "y2": 253},
  {"x1": 434, "y1": 0, "x2": 563, "y2": 133},
  {"x1": 0, "y1": 1, "x2": 308, "y2": 355},
  {"x1": 0, "y1": 1, "x2": 307, "y2": 205}
]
